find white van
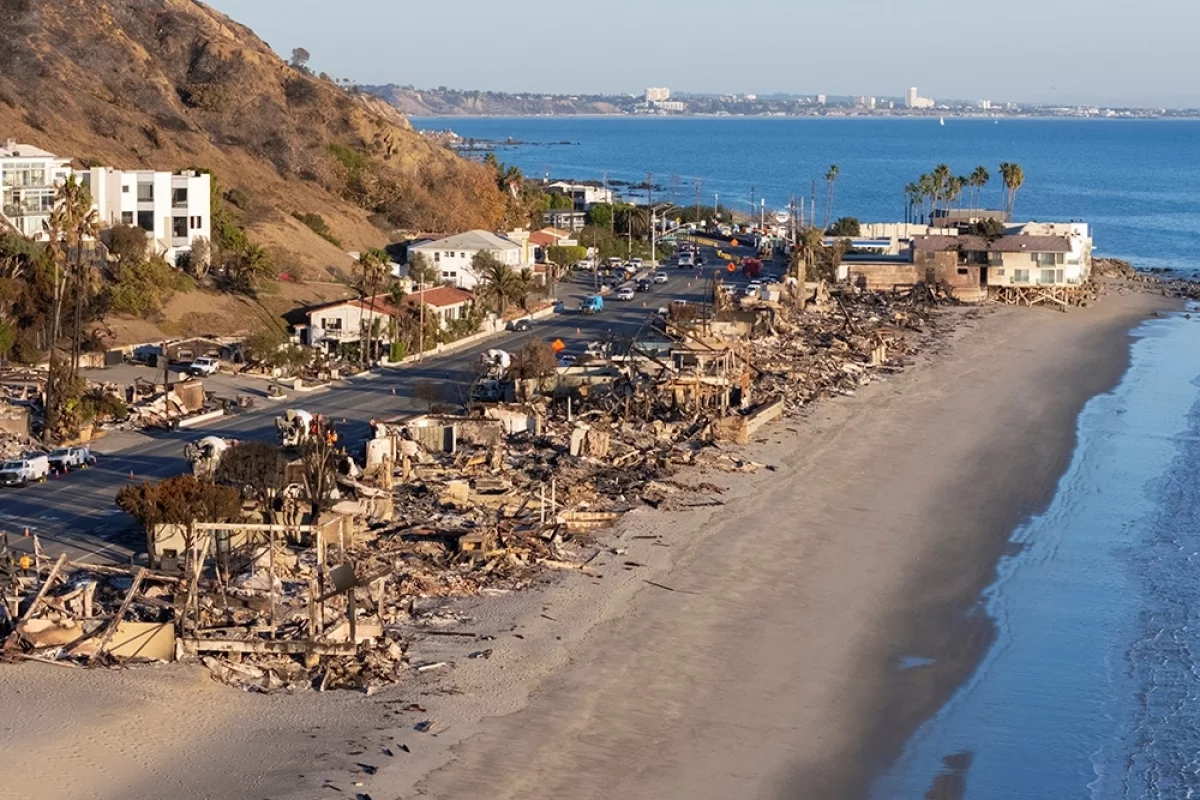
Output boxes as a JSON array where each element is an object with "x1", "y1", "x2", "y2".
[{"x1": 0, "y1": 454, "x2": 50, "y2": 487}]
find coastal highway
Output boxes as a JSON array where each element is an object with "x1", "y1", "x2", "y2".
[{"x1": 0, "y1": 259, "x2": 728, "y2": 565}]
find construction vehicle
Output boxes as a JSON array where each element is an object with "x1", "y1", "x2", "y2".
[
  {"x1": 184, "y1": 436, "x2": 236, "y2": 480},
  {"x1": 472, "y1": 349, "x2": 512, "y2": 402},
  {"x1": 275, "y1": 408, "x2": 315, "y2": 449},
  {"x1": 580, "y1": 295, "x2": 604, "y2": 314}
]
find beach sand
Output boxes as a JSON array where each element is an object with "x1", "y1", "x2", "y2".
[{"x1": 0, "y1": 290, "x2": 1172, "y2": 800}]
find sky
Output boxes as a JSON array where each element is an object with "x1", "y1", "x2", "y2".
[{"x1": 206, "y1": 0, "x2": 1200, "y2": 108}]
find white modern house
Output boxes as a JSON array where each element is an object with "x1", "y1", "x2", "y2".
[
  {"x1": 0, "y1": 139, "x2": 73, "y2": 238},
  {"x1": 408, "y1": 230, "x2": 523, "y2": 290},
  {"x1": 546, "y1": 181, "x2": 613, "y2": 210},
  {"x1": 81, "y1": 167, "x2": 211, "y2": 265},
  {"x1": 0, "y1": 139, "x2": 211, "y2": 265}
]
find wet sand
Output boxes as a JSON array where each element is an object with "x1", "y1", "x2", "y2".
[{"x1": 0, "y1": 291, "x2": 1172, "y2": 800}]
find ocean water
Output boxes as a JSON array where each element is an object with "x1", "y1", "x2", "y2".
[
  {"x1": 412, "y1": 116, "x2": 1200, "y2": 274},
  {"x1": 410, "y1": 116, "x2": 1200, "y2": 797}
]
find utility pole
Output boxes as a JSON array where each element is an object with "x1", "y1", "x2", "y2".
[
  {"x1": 694, "y1": 179, "x2": 702, "y2": 229},
  {"x1": 162, "y1": 338, "x2": 171, "y2": 428},
  {"x1": 651, "y1": 212, "x2": 657, "y2": 266},
  {"x1": 760, "y1": 198, "x2": 765, "y2": 231},
  {"x1": 810, "y1": 180, "x2": 817, "y2": 230},
  {"x1": 714, "y1": 192, "x2": 719, "y2": 223},
  {"x1": 604, "y1": 171, "x2": 613, "y2": 238},
  {"x1": 646, "y1": 172, "x2": 653, "y2": 207},
  {"x1": 750, "y1": 186, "x2": 756, "y2": 228},
  {"x1": 418, "y1": 278, "x2": 425, "y2": 362}
]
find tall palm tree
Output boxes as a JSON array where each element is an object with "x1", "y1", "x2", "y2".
[
  {"x1": 823, "y1": 165, "x2": 840, "y2": 230},
  {"x1": 356, "y1": 248, "x2": 390, "y2": 367},
  {"x1": 968, "y1": 166, "x2": 990, "y2": 211},
  {"x1": 61, "y1": 180, "x2": 100, "y2": 377},
  {"x1": 999, "y1": 162, "x2": 1025, "y2": 217},
  {"x1": 949, "y1": 176, "x2": 967, "y2": 214},
  {"x1": 474, "y1": 253, "x2": 523, "y2": 316},
  {"x1": 930, "y1": 164, "x2": 952, "y2": 221}
]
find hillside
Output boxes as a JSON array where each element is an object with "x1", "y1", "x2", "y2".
[
  {"x1": 0, "y1": 0, "x2": 506, "y2": 280},
  {"x1": 365, "y1": 85, "x2": 629, "y2": 117}
]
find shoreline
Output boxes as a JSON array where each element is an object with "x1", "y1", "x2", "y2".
[{"x1": 0, "y1": 291, "x2": 1175, "y2": 800}]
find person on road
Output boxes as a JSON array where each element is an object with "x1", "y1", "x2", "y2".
[{"x1": 17, "y1": 553, "x2": 32, "y2": 577}]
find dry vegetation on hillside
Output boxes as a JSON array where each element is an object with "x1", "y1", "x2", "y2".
[{"x1": 0, "y1": 0, "x2": 506, "y2": 279}]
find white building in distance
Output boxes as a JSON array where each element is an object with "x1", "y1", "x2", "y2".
[
  {"x1": 408, "y1": 230, "x2": 524, "y2": 290},
  {"x1": 905, "y1": 87, "x2": 935, "y2": 109},
  {"x1": 0, "y1": 139, "x2": 211, "y2": 265},
  {"x1": 645, "y1": 87, "x2": 671, "y2": 102}
]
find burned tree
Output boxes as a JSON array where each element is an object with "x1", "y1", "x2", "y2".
[
  {"x1": 214, "y1": 440, "x2": 287, "y2": 514},
  {"x1": 299, "y1": 416, "x2": 339, "y2": 526},
  {"x1": 116, "y1": 475, "x2": 241, "y2": 569}
]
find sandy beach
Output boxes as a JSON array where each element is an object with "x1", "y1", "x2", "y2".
[{"x1": 0, "y1": 289, "x2": 1173, "y2": 800}]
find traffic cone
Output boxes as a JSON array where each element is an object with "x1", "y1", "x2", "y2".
[
  {"x1": 23, "y1": 527, "x2": 29, "y2": 537},
  {"x1": 129, "y1": 470, "x2": 135, "y2": 480},
  {"x1": 391, "y1": 387, "x2": 396, "y2": 395},
  {"x1": 576, "y1": 328, "x2": 581, "y2": 335}
]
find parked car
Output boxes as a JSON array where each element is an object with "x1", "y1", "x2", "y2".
[
  {"x1": 742, "y1": 281, "x2": 763, "y2": 298},
  {"x1": 615, "y1": 287, "x2": 635, "y2": 301},
  {"x1": 558, "y1": 354, "x2": 577, "y2": 367},
  {"x1": 630, "y1": 258, "x2": 644, "y2": 269},
  {"x1": 189, "y1": 356, "x2": 220, "y2": 376},
  {"x1": 48, "y1": 446, "x2": 95, "y2": 473},
  {"x1": 510, "y1": 318, "x2": 533, "y2": 332},
  {"x1": 636, "y1": 278, "x2": 651, "y2": 292},
  {"x1": 653, "y1": 271, "x2": 669, "y2": 284},
  {"x1": 0, "y1": 454, "x2": 50, "y2": 487}
]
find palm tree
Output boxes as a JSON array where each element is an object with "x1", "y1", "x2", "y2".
[
  {"x1": 968, "y1": 166, "x2": 990, "y2": 211},
  {"x1": 356, "y1": 248, "x2": 390, "y2": 368},
  {"x1": 474, "y1": 253, "x2": 523, "y2": 317},
  {"x1": 792, "y1": 226, "x2": 826, "y2": 287},
  {"x1": 999, "y1": 162, "x2": 1025, "y2": 217},
  {"x1": 949, "y1": 176, "x2": 967, "y2": 214},
  {"x1": 823, "y1": 165, "x2": 840, "y2": 230},
  {"x1": 930, "y1": 164, "x2": 952, "y2": 221},
  {"x1": 904, "y1": 183, "x2": 919, "y2": 224}
]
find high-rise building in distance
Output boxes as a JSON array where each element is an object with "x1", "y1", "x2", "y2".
[{"x1": 645, "y1": 87, "x2": 671, "y2": 102}]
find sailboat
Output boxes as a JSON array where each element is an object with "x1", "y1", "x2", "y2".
[{"x1": 939, "y1": 116, "x2": 945, "y2": 126}]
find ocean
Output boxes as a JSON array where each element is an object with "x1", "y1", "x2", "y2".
[
  {"x1": 413, "y1": 116, "x2": 1200, "y2": 275},
  {"x1": 412, "y1": 116, "x2": 1200, "y2": 798}
]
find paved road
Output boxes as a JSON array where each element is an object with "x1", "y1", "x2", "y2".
[{"x1": 0, "y1": 258, "x2": 734, "y2": 565}]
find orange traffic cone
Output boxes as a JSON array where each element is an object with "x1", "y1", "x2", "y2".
[
  {"x1": 23, "y1": 527, "x2": 29, "y2": 537},
  {"x1": 576, "y1": 328, "x2": 581, "y2": 335},
  {"x1": 129, "y1": 470, "x2": 135, "y2": 480},
  {"x1": 391, "y1": 387, "x2": 396, "y2": 395}
]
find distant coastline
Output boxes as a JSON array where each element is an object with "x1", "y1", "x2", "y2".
[{"x1": 369, "y1": 84, "x2": 1200, "y2": 121}]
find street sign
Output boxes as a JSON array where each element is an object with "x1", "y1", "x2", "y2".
[{"x1": 551, "y1": 339, "x2": 566, "y2": 353}]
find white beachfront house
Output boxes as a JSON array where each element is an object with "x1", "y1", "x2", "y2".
[
  {"x1": 408, "y1": 230, "x2": 523, "y2": 290},
  {"x1": 0, "y1": 139, "x2": 211, "y2": 265},
  {"x1": 0, "y1": 139, "x2": 73, "y2": 238},
  {"x1": 80, "y1": 167, "x2": 211, "y2": 265}
]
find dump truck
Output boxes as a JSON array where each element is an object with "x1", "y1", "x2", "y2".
[
  {"x1": 579, "y1": 295, "x2": 604, "y2": 314},
  {"x1": 742, "y1": 257, "x2": 763, "y2": 280},
  {"x1": 184, "y1": 436, "x2": 236, "y2": 480},
  {"x1": 276, "y1": 408, "x2": 315, "y2": 448}
]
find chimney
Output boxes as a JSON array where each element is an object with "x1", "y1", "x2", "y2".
[{"x1": 3, "y1": 139, "x2": 15, "y2": 152}]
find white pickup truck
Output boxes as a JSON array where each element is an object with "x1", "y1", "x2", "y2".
[
  {"x1": 189, "y1": 356, "x2": 220, "y2": 376},
  {"x1": 0, "y1": 454, "x2": 50, "y2": 487},
  {"x1": 48, "y1": 445, "x2": 96, "y2": 473}
]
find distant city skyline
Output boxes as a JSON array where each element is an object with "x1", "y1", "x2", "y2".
[{"x1": 207, "y1": 0, "x2": 1200, "y2": 109}]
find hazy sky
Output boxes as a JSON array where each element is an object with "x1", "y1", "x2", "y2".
[{"x1": 207, "y1": 0, "x2": 1198, "y2": 107}]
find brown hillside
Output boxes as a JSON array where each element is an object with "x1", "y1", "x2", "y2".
[{"x1": 0, "y1": 0, "x2": 506, "y2": 279}]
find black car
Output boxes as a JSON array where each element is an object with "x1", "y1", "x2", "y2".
[
  {"x1": 636, "y1": 278, "x2": 652, "y2": 292},
  {"x1": 511, "y1": 318, "x2": 532, "y2": 332}
]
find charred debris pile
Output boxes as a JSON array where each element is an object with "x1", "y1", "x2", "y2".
[{"x1": 1, "y1": 283, "x2": 958, "y2": 692}]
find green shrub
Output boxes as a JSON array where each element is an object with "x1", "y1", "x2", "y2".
[{"x1": 292, "y1": 212, "x2": 342, "y2": 247}]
